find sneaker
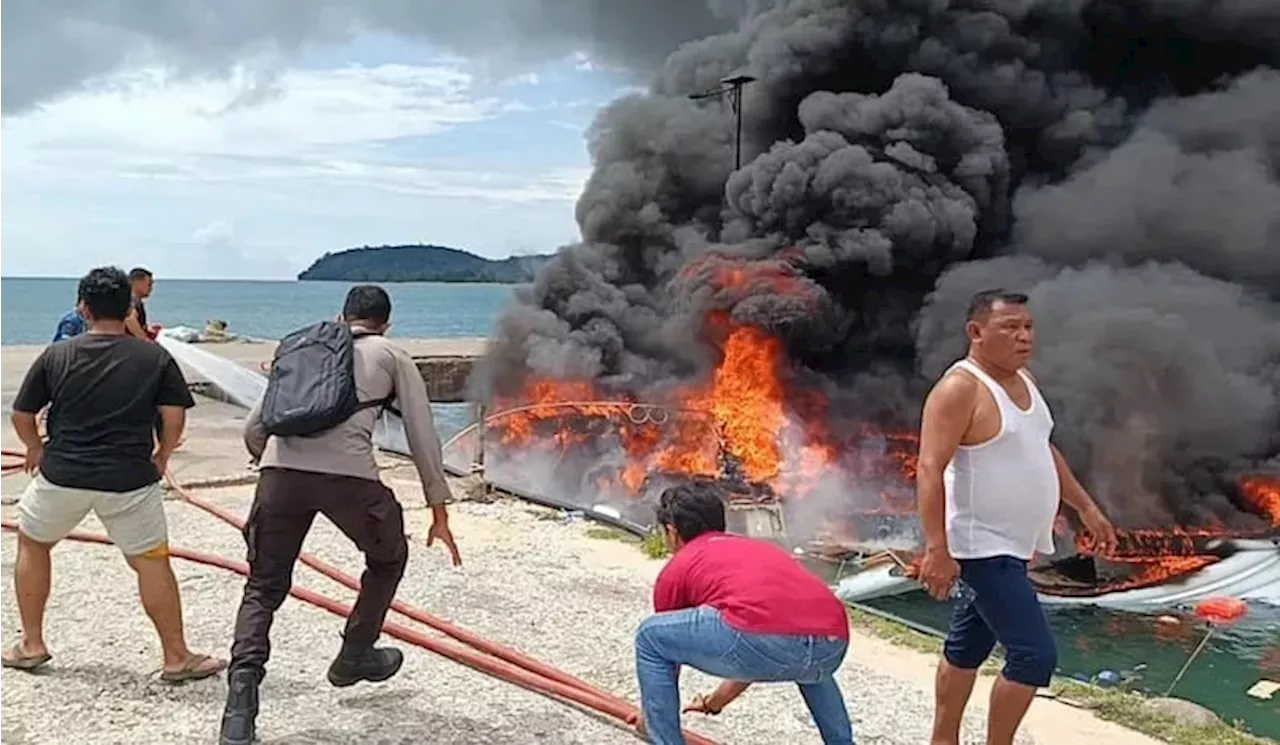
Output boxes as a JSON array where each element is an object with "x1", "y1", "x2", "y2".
[
  {"x1": 326, "y1": 646, "x2": 404, "y2": 688},
  {"x1": 219, "y1": 667, "x2": 260, "y2": 745}
]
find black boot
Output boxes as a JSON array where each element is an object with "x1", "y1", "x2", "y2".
[
  {"x1": 326, "y1": 645, "x2": 404, "y2": 688},
  {"x1": 219, "y1": 667, "x2": 261, "y2": 745}
]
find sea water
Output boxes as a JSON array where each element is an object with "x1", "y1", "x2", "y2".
[
  {"x1": 3, "y1": 276, "x2": 1277, "y2": 736},
  {"x1": 1, "y1": 277, "x2": 510, "y2": 438}
]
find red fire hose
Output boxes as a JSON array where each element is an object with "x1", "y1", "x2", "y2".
[
  {"x1": 0, "y1": 448, "x2": 719, "y2": 744},
  {"x1": 1, "y1": 451, "x2": 22, "y2": 475}
]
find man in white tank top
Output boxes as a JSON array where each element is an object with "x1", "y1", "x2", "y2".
[{"x1": 915, "y1": 289, "x2": 1117, "y2": 745}]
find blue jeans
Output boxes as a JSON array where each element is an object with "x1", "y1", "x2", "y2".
[
  {"x1": 634, "y1": 606, "x2": 854, "y2": 744},
  {"x1": 943, "y1": 555, "x2": 1058, "y2": 687}
]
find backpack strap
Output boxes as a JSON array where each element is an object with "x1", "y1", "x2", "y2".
[
  {"x1": 354, "y1": 395, "x2": 397, "y2": 414},
  {"x1": 353, "y1": 396, "x2": 402, "y2": 423},
  {"x1": 347, "y1": 327, "x2": 405, "y2": 419}
]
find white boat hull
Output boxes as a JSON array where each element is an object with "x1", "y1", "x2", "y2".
[{"x1": 836, "y1": 540, "x2": 1280, "y2": 610}]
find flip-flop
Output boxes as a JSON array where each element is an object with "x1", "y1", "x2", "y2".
[
  {"x1": 1, "y1": 642, "x2": 52, "y2": 671},
  {"x1": 159, "y1": 653, "x2": 227, "y2": 683}
]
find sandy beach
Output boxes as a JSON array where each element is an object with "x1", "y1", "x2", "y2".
[{"x1": 0, "y1": 341, "x2": 1161, "y2": 745}]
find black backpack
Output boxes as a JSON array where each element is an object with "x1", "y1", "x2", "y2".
[{"x1": 259, "y1": 321, "x2": 393, "y2": 438}]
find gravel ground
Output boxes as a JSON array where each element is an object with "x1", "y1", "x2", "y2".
[{"x1": 1, "y1": 478, "x2": 1035, "y2": 745}]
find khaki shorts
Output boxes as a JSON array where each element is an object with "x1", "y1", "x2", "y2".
[{"x1": 17, "y1": 474, "x2": 169, "y2": 557}]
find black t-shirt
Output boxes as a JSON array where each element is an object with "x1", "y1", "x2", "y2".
[
  {"x1": 132, "y1": 297, "x2": 148, "y2": 328},
  {"x1": 13, "y1": 333, "x2": 195, "y2": 492}
]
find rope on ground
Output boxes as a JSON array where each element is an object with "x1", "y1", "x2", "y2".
[{"x1": 0, "y1": 447, "x2": 720, "y2": 745}]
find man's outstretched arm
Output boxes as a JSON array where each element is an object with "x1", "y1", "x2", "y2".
[
  {"x1": 11, "y1": 350, "x2": 51, "y2": 472},
  {"x1": 392, "y1": 349, "x2": 453, "y2": 508},
  {"x1": 242, "y1": 398, "x2": 268, "y2": 463},
  {"x1": 916, "y1": 374, "x2": 976, "y2": 556},
  {"x1": 913, "y1": 372, "x2": 976, "y2": 600},
  {"x1": 392, "y1": 346, "x2": 462, "y2": 565},
  {"x1": 1050, "y1": 444, "x2": 1117, "y2": 552}
]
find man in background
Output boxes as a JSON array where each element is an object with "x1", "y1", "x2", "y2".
[
  {"x1": 51, "y1": 307, "x2": 86, "y2": 343},
  {"x1": 43, "y1": 304, "x2": 88, "y2": 431},
  {"x1": 629, "y1": 481, "x2": 854, "y2": 745},
  {"x1": 914, "y1": 289, "x2": 1117, "y2": 745},
  {"x1": 125, "y1": 266, "x2": 158, "y2": 341},
  {"x1": 219, "y1": 284, "x2": 462, "y2": 745},
  {"x1": 2, "y1": 266, "x2": 227, "y2": 682}
]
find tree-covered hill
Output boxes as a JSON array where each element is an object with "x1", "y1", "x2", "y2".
[{"x1": 297, "y1": 244, "x2": 552, "y2": 283}]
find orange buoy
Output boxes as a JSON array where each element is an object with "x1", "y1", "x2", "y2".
[{"x1": 1194, "y1": 596, "x2": 1248, "y2": 625}]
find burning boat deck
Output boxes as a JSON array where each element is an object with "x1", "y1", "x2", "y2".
[{"x1": 437, "y1": 396, "x2": 1280, "y2": 610}]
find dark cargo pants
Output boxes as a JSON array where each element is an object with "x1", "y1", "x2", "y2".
[{"x1": 229, "y1": 467, "x2": 409, "y2": 676}]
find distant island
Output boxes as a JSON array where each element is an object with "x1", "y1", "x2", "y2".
[{"x1": 297, "y1": 244, "x2": 553, "y2": 283}]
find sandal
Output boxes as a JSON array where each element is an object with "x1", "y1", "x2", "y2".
[
  {"x1": 159, "y1": 653, "x2": 227, "y2": 683},
  {"x1": 1, "y1": 641, "x2": 52, "y2": 671}
]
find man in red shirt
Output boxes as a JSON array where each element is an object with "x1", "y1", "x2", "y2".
[{"x1": 631, "y1": 481, "x2": 854, "y2": 744}]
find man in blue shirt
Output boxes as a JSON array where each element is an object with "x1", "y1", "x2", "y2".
[{"x1": 51, "y1": 308, "x2": 86, "y2": 343}]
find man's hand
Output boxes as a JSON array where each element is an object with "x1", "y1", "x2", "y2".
[
  {"x1": 1079, "y1": 506, "x2": 1118, "y2": 556},
  {"x1": 427, "y1": 519, "x2": 462, "y2": 566},
  {"x1": 624, "y1": 711, "x2": 648, "y2": 738},
  {"x1": 684, "y1": 680, "x2": 748, "y2": 716},
  {"x1": 917, "y1": 545, "x2": 960, "y2": 601},
  {"x1": 153, "y1": 448, "x2": 171, "y2": 477},
  {"x1": 683, "y1": 693, "x2": 723, "y2": 715},
  {"x1": 23, "y1": 443, "x2": 43, "y2": 475}
]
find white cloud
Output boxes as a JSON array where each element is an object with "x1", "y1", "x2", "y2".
[
  {"x1": 1, "y1": 60, "x2": 591, "y2": 280},
  {"x1": 6, "y1": 63, "x2": 501, "y2": 156}
]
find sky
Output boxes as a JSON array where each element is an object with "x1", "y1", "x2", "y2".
[{"x1": 1, "y1": 36, "x2": 637, "y2": 280}]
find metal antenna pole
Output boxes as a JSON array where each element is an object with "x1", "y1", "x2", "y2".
[
  {"x1": 689, "y1": 73, "x2": 756, "y2": 173},
  {"x1": 731, "y1": 83, "x2": 744, "y2": 170}
]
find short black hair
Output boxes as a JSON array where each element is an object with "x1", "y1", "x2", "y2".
[
  {"x1": 128, "y1": 267, "x2": 153, "y2": 282},
  {"x1": 342, "y1": 284, "x2": 392, "y2": 325},
  {"x1": 655, "y1": 480, "x2": 728, "y2": 542},
  {"x1": 78, "y1": 267, "x2": 134, "y2": 321},
  {"x1": 966, "y1": 288, "x2": 1029, "y2": 321}
]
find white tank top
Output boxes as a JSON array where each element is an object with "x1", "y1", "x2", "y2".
[{"x1": 942, "y1": 359, "x2": 1060, "y2": 560}]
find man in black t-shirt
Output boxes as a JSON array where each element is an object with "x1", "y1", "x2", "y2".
[
  {"x1": 2, "y1": 266, "x2": 226, "y2": 682},
  {"x1": 125, "y1": 266, "x2": 155, "y2": 341}
]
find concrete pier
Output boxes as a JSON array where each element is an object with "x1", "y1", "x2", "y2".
[
  {"x1": 407, "y1": 339, "x2": 488, "y2": 403},
  {"x1": 415, "y1": 355, "x2": 480, "y2": 403}
]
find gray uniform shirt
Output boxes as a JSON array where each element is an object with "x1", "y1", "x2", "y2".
[{"x1": 243, "y1": 329, "x2": 453, "y2": 506}]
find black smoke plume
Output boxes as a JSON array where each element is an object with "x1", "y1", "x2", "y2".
[{"x1": 479, "y1": 0, "x2": 1280, "y2": 532}]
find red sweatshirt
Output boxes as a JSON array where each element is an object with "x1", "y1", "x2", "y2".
[{"x1": 653, "y1": 531, "x2": 849, "y2": 639}]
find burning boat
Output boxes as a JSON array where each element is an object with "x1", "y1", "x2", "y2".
[
  {"x1": 441, "y1": 358, "x2": 1280, "y2": 608},
  {"x1": 830, "y1": 538, "x2": 1280, "y2": 610},
  {"x1": 162, "y1": 319, "x2": 1280, "y2": 609},
  {"x1": 456, "y1": 257, "x2": 1280, "y2": 607}
]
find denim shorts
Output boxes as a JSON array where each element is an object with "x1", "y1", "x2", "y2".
[{"x1": 942, "y1": 555, "x2": 1058, "y2": 687}]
